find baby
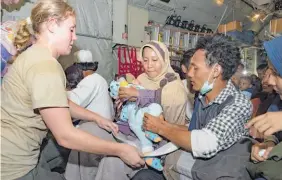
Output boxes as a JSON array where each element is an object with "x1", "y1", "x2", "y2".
[
  {"x1": 110, "y1": 75, "x2": 164, "y2": 171},
  {"x1": 239, "y1": 76, "x2": 253, "y2": 99}
]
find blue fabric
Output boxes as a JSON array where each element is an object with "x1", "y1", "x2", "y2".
[
  {"x1": 267, "y1": 104, "x2": 279, "y2": 112},
  {"x1": 242, "y1": 91, "x2": 252, "y2": 99},
  {"x1": 1, "y1": 59, "x2": 6, "y2": 72},
  {"x1": 1, "y1": 44, "x2": 12, "y2": 62},
  {"x1": 263, "y1": 36, "x2": 282, "y2": 77},
  {"x1": 245, "y1": 88, "x2": 253, "y2": 94},
  {"x1": 188, "y1": 98, "x2": 199, "y2": 131}
]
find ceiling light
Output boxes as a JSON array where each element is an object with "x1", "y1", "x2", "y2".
[
  {"x1": 253, "y1": 13, "x2": 260, "y2": 20},
  {"x1": 215, "y1": 0, "x2": 224, "y2": 6},
  {"x1": 247, "y1": 11, "x2": 264, "y2": 22}
]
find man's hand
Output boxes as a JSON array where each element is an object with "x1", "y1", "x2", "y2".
[
  {"x1": 118, "y1": 144, "x2": 145, "y2": 168},
  {"x1": 96, "y1": 117, "x2": 119, "y2": 135},
  {"x1": 249, "y1": 126, "x2": 264, "y2": 139},
  {"x1": 119, "y1": 86, "x2": 139, "y2": 101},
  {"x1": 251, "y1": 142, "x2": 275, "y2": 162},
  {"x1": 246, "y1": 112, "x2": 282, "y2": 136},
  {"x1": 143, "y1": 113, "x2": 165, "y2": 134}
]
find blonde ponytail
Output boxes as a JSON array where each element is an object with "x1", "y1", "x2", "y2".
[{"x1": 13, "y1": 19, "x2": 33, "y2": 55}]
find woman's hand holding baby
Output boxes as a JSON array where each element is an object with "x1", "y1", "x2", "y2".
[{"x1": 119, "y1": 86, "x2": 139, "y2": 101}]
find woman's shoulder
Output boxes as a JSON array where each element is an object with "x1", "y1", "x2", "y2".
[
  {"x1": 16, "y1": 45, "x2": 57, "y2": 68},
  {"x1": 165, "y1": 78, "x2": 185, "y2": 88},
  {"x1": 162, "y1": 79, "x2": 187, "y2": 98}
]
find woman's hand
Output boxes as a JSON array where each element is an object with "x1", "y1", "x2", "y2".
[
  {"x1": 118, "y1": 86, "x2": 139, "y2": 101},
  {"x1": 246, "y1": 112, "x2": 282, "y2": 136},
  {"x1": 251, "y1": 141, "x2": 275, "y2": 162},
  {"x1": 118, "y1": 144, "x2": 145, "y2": 168},
  {"x1": 96, "y1": 117, "x2": 119, "y2": 135}
]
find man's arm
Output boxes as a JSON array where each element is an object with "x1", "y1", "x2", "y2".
[
  {"x1": 159, "y1": 121, "x2": 192, "y2": 151},
  {"x1": 143, "y1": 114, "x2": 192, "y2": 151},
  {"x1": 170, "y1": 123, "x2": 189, "y2": 131}
]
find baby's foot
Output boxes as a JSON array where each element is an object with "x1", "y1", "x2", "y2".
[{"x1": 145, "y1": 158, "x2": 163, "y2": 171}]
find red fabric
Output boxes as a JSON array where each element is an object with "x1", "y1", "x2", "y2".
[
  {"x1": 118, "y1": 46, "x2": 143, "y2": 77},
  {"x1": 251, "y1": 98, "x2": 261, "y2": 118}
]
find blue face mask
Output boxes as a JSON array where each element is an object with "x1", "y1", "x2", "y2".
[{"x1": 199, "y1": 65, "x2": 217, "y2": 95}]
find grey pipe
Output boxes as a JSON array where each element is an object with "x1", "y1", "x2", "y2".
[{"x1": 76, "y1": 33, "x2": 112, "y2": 41}]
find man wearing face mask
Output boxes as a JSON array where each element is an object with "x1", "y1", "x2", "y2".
[{"x1": 134, "y1": 34, "x2": 253, "y2": 180}]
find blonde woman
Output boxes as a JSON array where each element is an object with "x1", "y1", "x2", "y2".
[{"x1": 1, "y1": 1, "x2": 144, "y2": 180}]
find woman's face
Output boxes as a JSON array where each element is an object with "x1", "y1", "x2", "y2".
[
  {"x1": 263, "y1": 68, "x2": 282, "y2": 99},
  {"x1": 53, "y1": 16, "x2": 77, "y2": 56},
  {"x1": 142, "y1": 47, "x2": 163, "y2": 78}
]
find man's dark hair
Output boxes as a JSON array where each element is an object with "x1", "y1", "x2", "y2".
[
  {"x1": 65, "y1": 64, "x2": 84, "y2": 90},
  {"x1": 181, "y1": 48, "x2": 196, "y2": 68},
  {"x1": 195, "y1": 34, "x2": 241, "y2": 80},
  {"x1": 256, "y1": 63, "x2": 268, "y2": 71},
  {"x1": 76, "y1": 62, "x2": 99, "y2": 71}
]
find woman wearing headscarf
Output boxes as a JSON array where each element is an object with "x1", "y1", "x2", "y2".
[
  {"x1": 75, "y1": 41, "x2": 188, "y2": 180},
  {"x1": 119, "y1": 41, "x2": 188, "y2": 126},
  {"x1": 246, "y1": 36, "x2": 282, "y2": 180}
]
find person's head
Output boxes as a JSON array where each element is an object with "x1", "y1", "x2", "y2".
[
  {"x1": 65, "y1": 64, "x2": 84, "y2": 90},
  {"x1": 231, "y1": 72, "x2": 241, "y2": 87},
  {"x1": 256, "y1": 64, "x2": 268, "y2": 80},
  {"x1": 74, "y1": 50, "x2": 98, "y2": 77},
  {"x1": 181, "y1": 48, "x2": 196, "y2": 79},
  {"x1": 263, "y1": 67, "x2": 282, "y2": 99},
  {"x1": 239, "y1": 76, "x2": 252, "y2": 91},
  {"x1": 187, "y1": 34, "x2": 241, "y2": 95},
  {"x1": 262, "y1": 82, "x2": 274, "y2": 93},
  {"x1": 14, "y1": 0, "x2": 76, "y2": 58},
  {"x1": 251, "y1": 75, "x2": 262, "y2": 93},
  {"x1": 140, "y1": 41, "x2": 170, "y2": 79},
  {"x1": 250, "y1": 74, "x2": 258, "y2": 83},
  {"x1": 263, "y1": 36, "x2": 282, "y2": 99},
  {"x1": 237, "y1": 62, "x2": 244, "y2": 74}
]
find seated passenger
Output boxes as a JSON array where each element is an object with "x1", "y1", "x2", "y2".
[{"x1": 66, "y1": 50, "x2": 114, "y2": 120}]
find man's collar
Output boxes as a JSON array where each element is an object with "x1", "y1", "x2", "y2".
[{"x1": 199, "y1": 80, "x2": 235, "y2": 107}]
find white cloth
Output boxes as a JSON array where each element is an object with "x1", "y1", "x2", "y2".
[
  {"x1": 191, "y1": 129, "x2": 218, "y2": 157},
  {"x1": 67, "y1": 73, "x2": 114, "y2": 120},
  {"x1": 74, "y1": 50, "x2": 93, "y2": 63}
]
